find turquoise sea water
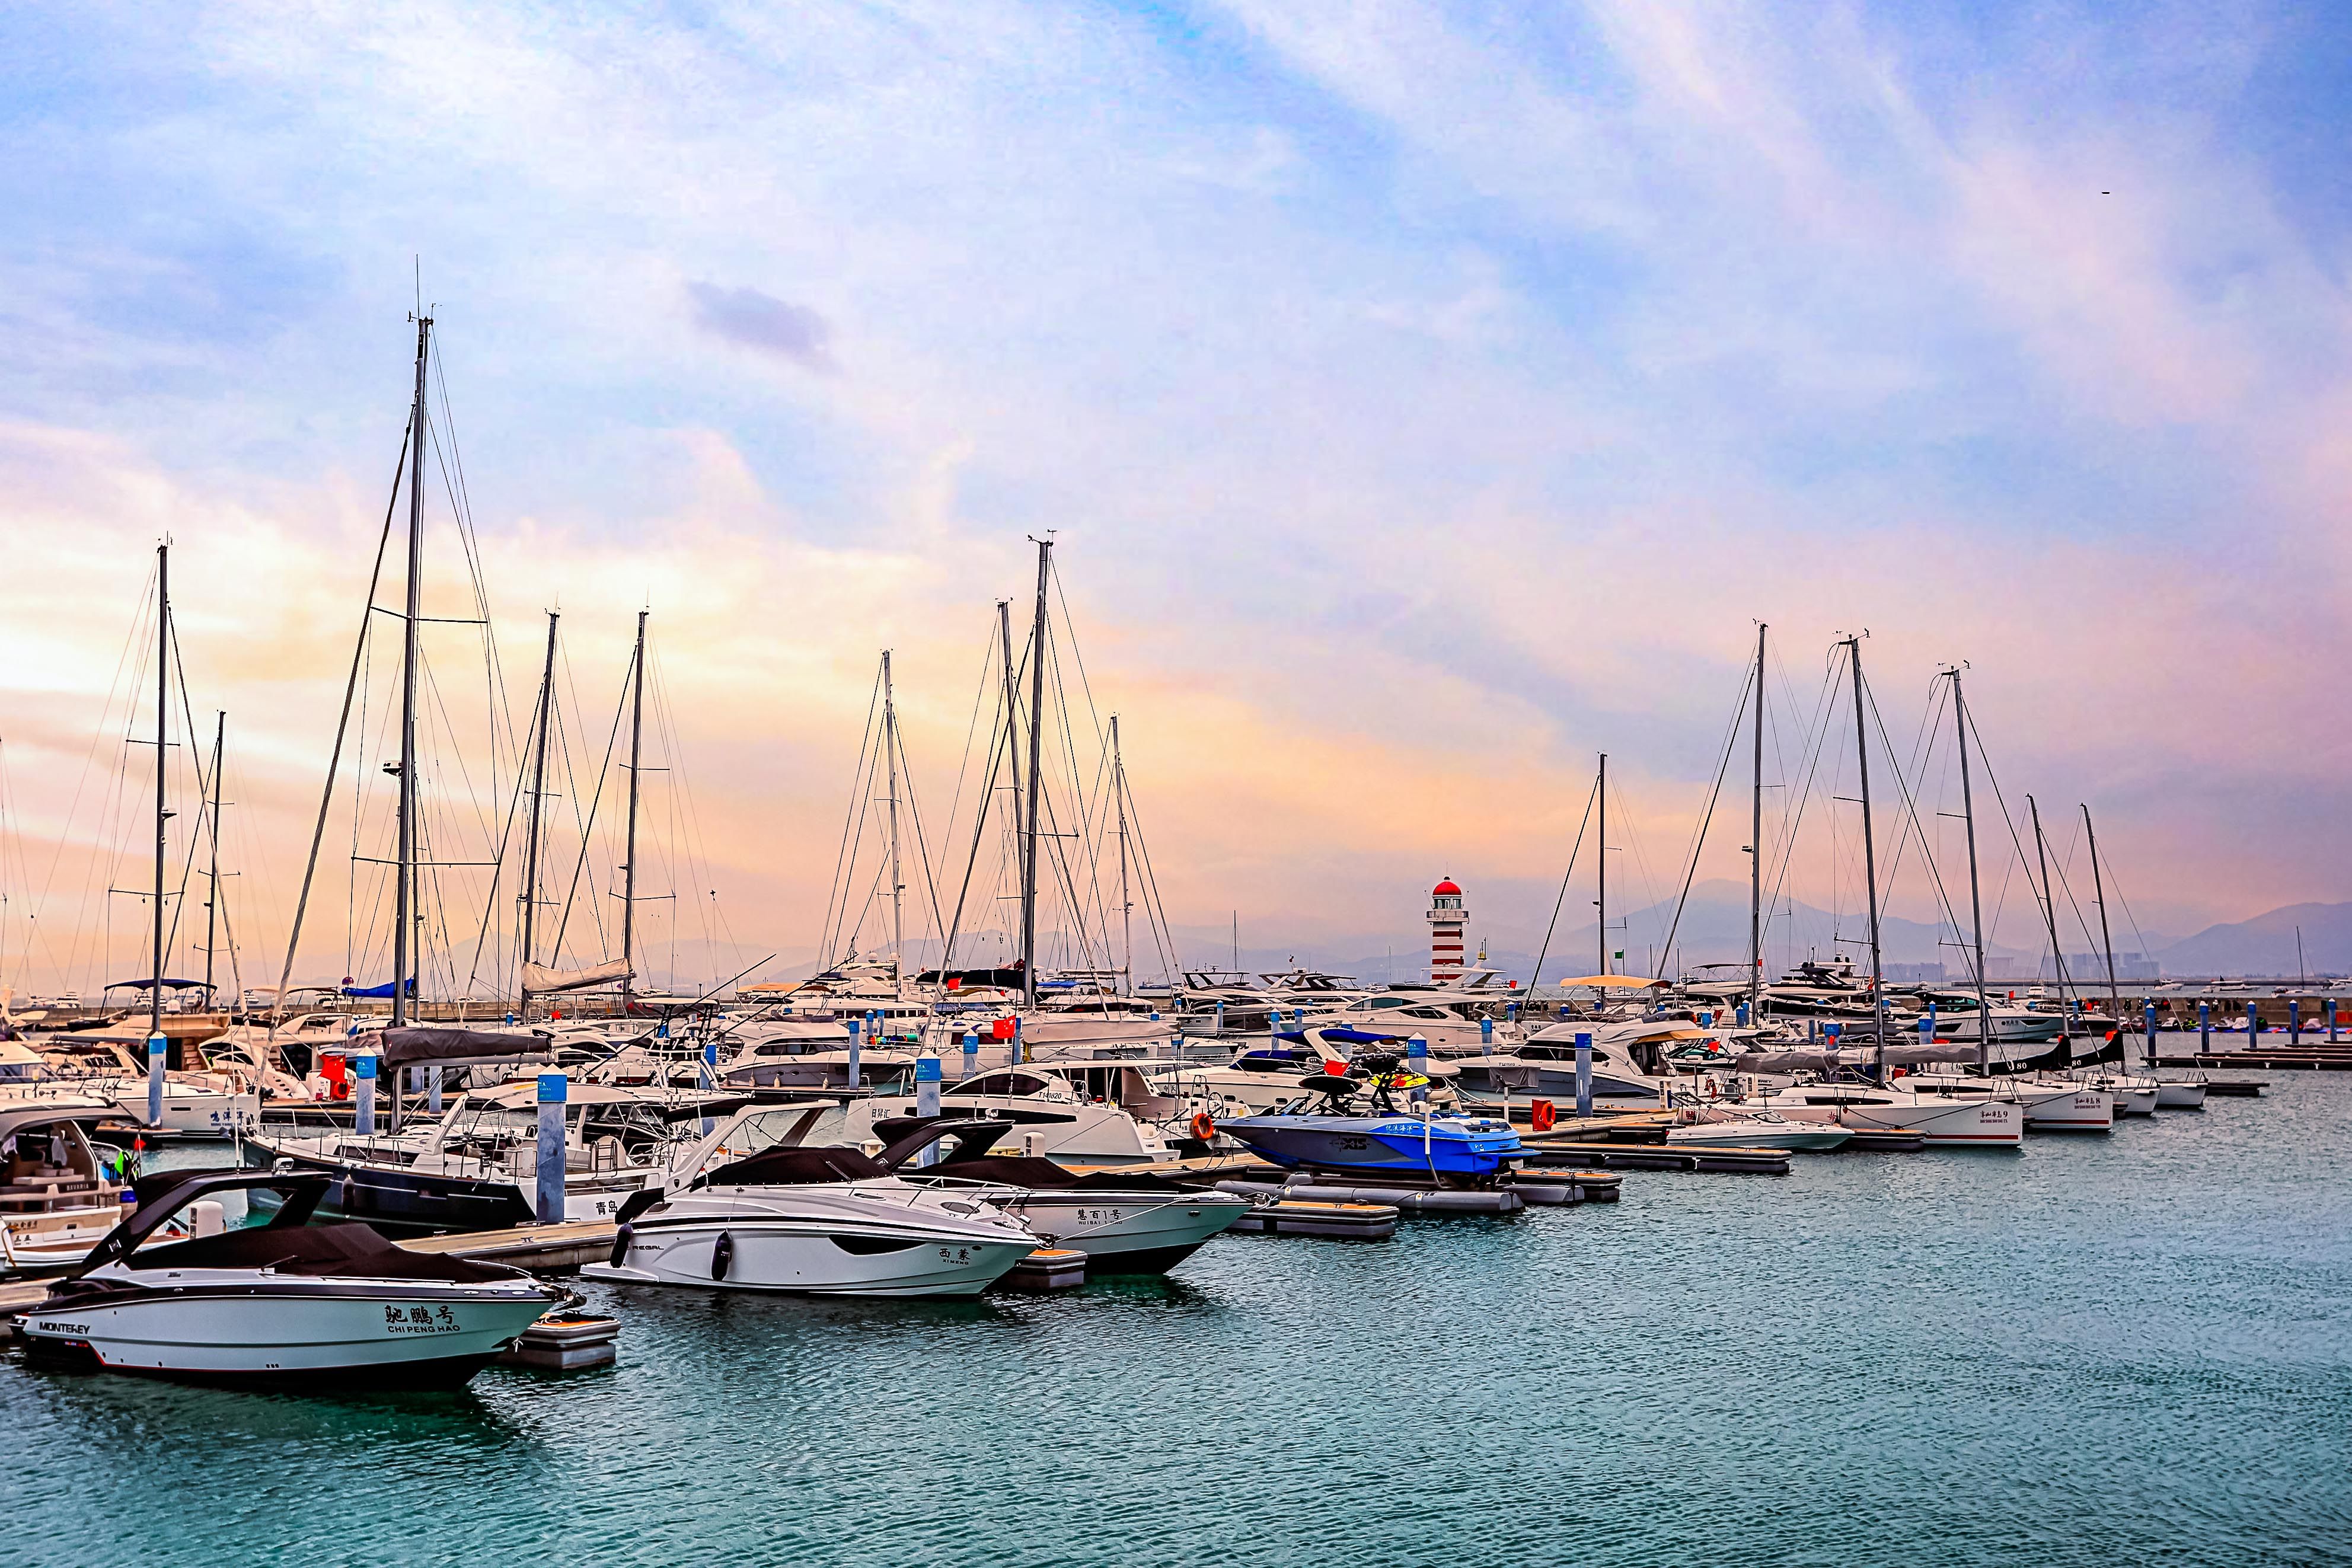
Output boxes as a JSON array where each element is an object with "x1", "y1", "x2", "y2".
[{"x1": 4, "y1": 1071, "x2": 2348, "y2": 1567}]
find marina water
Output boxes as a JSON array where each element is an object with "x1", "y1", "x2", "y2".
[{"x1": 5, "y1": 1071, "x2": 2346, "y2": 1566}]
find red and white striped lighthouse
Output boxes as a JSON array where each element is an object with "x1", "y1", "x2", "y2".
[{"x1": 1427, "y1": 877, "x2": 1467, "y2": 982}]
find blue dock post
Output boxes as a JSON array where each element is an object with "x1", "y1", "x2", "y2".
[
  {"x1": 2246, "y1": 1002, "x2": 2259, "y2": 1042},
  {"x1": 1574, "y1": 1032, "x2": 1593, "y2": 1117},
  {"x1": 427, "y1": 1064, "x2": 443, "y2": 1115},
  {"x1": 2290, "y1": 998, "x2": 2301, "y2": 1046},
  {"x1": 1011, "y1": 1015, "x2": 1023, "y2": 1066},
  {"x1": 701, "y1": 1029, "x2": 720, "y2": 1134},
  {"x1": 535, "y1": 1072, "x2": 567, "y2": 1224},
  {"x1": 962, "y1": 1028, "x2": 979, "y2": 1078},
  {"x1": 2144, "y1": 999, "x2": 2158, "y2": 1068},
  {"x1": 146, "y1": 1030, "x2": 167, "y2": 1128},
  {"x1": 1479, "y1": 1016, "x2": 1493, "y2": 1050},
  {"x1": 1406, "y1": 1035, "x2": 1429, "y2": 1105},
  {"x1": 2331, "y1": 999, "x2": 2341, "y2": 1044},
  {"x1": 1735, "y1": 1001, "x2": 1750, "y2": 1028},
  {"x1": 353, "y1": 1053, "x2": 376, "y2": 1137},
  {"x1": 845, "y1": 1016, "x2": 863, "y2": 1090},
  {"x1": 1925, "y1": 1000, "x2": 1937, "y2": 1040},
  {"x1": 2199, "y1": 1002, "x2": 2210, "y2": 1051}
]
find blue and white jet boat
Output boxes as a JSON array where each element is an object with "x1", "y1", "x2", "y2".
[{"x1": 1214, "y1": 1057, "x2": 1526, "y2": 1180}]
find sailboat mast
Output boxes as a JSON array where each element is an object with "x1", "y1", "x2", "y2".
[
  {"x1": 2083, "y1": 803, "x2": 2124, "y2": 1046},
  {"x1": 995, "y1": 600, "x2": 1021, "y2": 975},
  {"x1": 1019, "y1": 539, "x2": 1051, "y2": 1010},
  {"x1": 2029, "y1": 794, "x2": 2072, "y2": 1050},
  {"x1": 203, "y1": 711, "x2": 224, "y2": 1007},
  {"x1": 1844, "y1": 637, "x2": 1885, "y2": 1049},
  {"x1": 1112, "y1": 714, "x2": 1130, "y2": 996},
  {"x1": 1749, "y1": 623, "x2": 1766, "y2": 1013},
  {"x1": 520, "y1": 611, "x2": 558, "y2": 989},
  {"x1": 392, "y1": 314, "x2": 430, "y2": 1030},
  {"x1": 151, "y1": 541, "x2": 168, "y2": 1040},
  {"x1": 882, "y1": 648, "x2": 903, "y2": 1000},
  {"x1": 1597, "y1": 753, "x2": 1607, "y2": 976},
  {"x1": 621, "y1": 609, "x2": 647, "y2": 1013},
  {"x1": 1951, "y1": 670, "x2": 1993, "y2": 1071}
]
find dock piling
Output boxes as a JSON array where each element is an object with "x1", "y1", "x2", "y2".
[
  {"x1": 1575, "y1": 1032, "x2": 1593, "y2": 1117},
  {"x1": 355, "y1": 1053, "x2": 376, "y2": 1137},
  {"x1": 535, "y1": 1072, "x2": 567, "y2": 1224},
  {"x1": 146, "y1": 1032, "x2": 166, "y2": 1128}
]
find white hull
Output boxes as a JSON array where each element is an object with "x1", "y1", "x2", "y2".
[
  {"x1": 1667, "y1": 1123, "x2": 1850, "y2": 1152},
  {"x1": 2016, "y1": 1085, "x2": 2115, "y2": 1132},
  {"x1": 587, "y1": 1211, "x2": 1033, "y2": 1296},
  {"x1": 21, "y1": 1276, "x2": 551, "y2": 1381},
  {"x1": 1757, "y1": 1090, "x2": 2024, "y2": 1147},
  {"x1": 980, "y1": 1191, "x2": 1248, "y2": 1270},
  {"x1": 2154, "y1": 1079, "x2": 2207, "y2": 1109}
]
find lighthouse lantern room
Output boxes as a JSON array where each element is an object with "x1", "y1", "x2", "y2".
[{"x1": 1426, "y1": 877, "x2": 1467, "y2": 982}]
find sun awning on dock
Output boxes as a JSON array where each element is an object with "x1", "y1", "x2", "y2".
[{"x1": 1553, "y1": 975, "x2": 1666, "y2": 989}]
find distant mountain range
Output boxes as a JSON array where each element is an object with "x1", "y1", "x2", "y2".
[{"x1": 2152, "y1": 902, "x2": 2352, "y2": 979}]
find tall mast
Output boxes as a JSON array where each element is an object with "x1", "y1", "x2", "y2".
[
  {"x1": 995, "y1": 601, "x2": 1021, "y2": 975},
  {"x1": 392, "y1": 313, "x2": 430, "y2": 1030},
  {"x1": 1951, "y1": 670, "x2": 1993, "y2": 1071},
  {"x1": 621, "y1": 609, "x2": 647, "y2": 1013},
  {"x1": 1844, "y1": 637, "x2": 1884, "y2": 1049},
  {"x1": 2083, "y1": 803, "x2": 2124, "y2": 1048},
  {"x1": 203, "y1": 711, "x2": 224, "y2": 1008},
  {"x1": 2028, "y1": 794, "x2": 2072, "y2": 1055},
  {"x1": 1112, "y1": 714, "x2": 1130, "y2": 996},
  {"x1": 519, "y1": 610, "x2": 559, "y2": 991},
  {"x1": 1597, "y1": 753, "x2": 1607, "y2": 976},
  {"x1": 1748, "y1": 623, "x2": 1766, "y2": 1012},
  {"x1": 882, "y1": 649, "x2": 904, "y2": 998},
  {"x1": 1019, "y1": 539, "x2": 1052, "y2": 1009},
  {"x1": 151, "y1": 541, "x2": 169, "y2": 1040}
]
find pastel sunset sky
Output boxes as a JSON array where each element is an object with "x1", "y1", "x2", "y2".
[{"x1": 3, "y1": 2, "x2": 2347, "y2": 994}]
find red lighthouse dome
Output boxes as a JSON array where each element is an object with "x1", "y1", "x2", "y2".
[{"x1": 1432, "y1": 878, "x2": 1461, "y2": 896}]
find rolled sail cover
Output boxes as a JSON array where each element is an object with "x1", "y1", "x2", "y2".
[
  {"x1": 376, "y1": 1027, "x2": 554, "y2": 1069},
  {"x1": 521, "y1": 957, "x2": 634, "y2": 996}
]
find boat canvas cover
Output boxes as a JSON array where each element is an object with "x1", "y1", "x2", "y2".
[
  {"x1": 521, "y1": 959, "x2": 633, "y2": 996},
  {"x1": 376, "y1": 1027, "x2": 553, "y2": 1070},
  {"x1": 701, "y1": 1146, "x2": 892, "y2": 1187},
  {"x1": 114, "y1": 1220, "x2": 520, "y2": 1283}
]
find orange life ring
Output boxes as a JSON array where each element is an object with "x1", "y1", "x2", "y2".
[{"x1": 1189, "y1": 1111, "x2": 1215, "y2": 1142}]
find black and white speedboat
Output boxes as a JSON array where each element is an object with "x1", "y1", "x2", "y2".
[
  {"x1": 882, "y1": 1118, "x2": 1249, "y2": 1275},
  {"x1": 20, "y1": 1168, "x2": 560, "y2": 1388}
]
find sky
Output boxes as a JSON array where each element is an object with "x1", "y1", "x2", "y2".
[{"x1": 2, "y1": 0, "x2": 2349, "y2": 995}]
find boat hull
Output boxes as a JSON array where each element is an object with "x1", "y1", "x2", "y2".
[
  {"x1": 1217, "y1": 1114, "x2": 1524, "y2": 1176},
  {"x1": 18, "y1": 1278, "x2": 553, "y2": 1388},
  {"x1": 991, "y1": 1192, "x2": 1249, "y2": 1274},
  {"x1": 2154, "y1": 1080, "x2": 2207, "y2": 1109},
  {"x1": 585, "y1": 1213, "x2": 1033, "y2": 1297},
  {"x1": 1761, "y1": 1092, "x2": 2023, "y2": 1147}
]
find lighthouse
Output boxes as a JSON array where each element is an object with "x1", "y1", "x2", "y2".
[{"x1": 1426, "y1": 877, "x2": 1467, "y2": 982}]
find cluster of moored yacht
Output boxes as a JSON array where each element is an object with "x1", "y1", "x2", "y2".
[
  {"x1": 1, "y1": 938, "x2": 2261, "y2": 1390},
  {"x1": 0, "y1": 320, "x2": 2277, "y2": 1395}
]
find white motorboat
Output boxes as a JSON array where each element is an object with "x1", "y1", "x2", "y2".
[
  {"x1": 2153, "y1": 1075, "x2": 2209, "y2": 1109},
  {"x1": 245, "y1": 1077, "x2": 755, "y2": 1231},
  {"x1": 20, "y1": 1168, "x2": 560, "y2": 1388},
  {"x1": 1, "y1": 1101, "x2": 141, "y2": 1275},
  {"x1": 885, "y1": 1119, "x2": 1248, "y2": 1275},
  {"x1": 11, "y1": 1033, "x2": 260, "y2": 1137},
  {"x1": 1667, "y1": 1110, "x2": 1851, "y2": 1152},
  {"x1": 586, "y1": 1139, "x2": 1038, "y2": 1298},
  {"x1": 853, "y1": 1067, "x2": 1175, "y2": 1165}
]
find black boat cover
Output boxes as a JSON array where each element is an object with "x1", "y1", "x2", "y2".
[
  {"x1": 114, "y1": 1220, "x2": 520, "y2": 1283},
  {"x1": 377, "y1": 1027, "x2": 553, "y2": 1069},
  {"x1": 700, "y1": 1145, "x2": 892, "y2": 1187}
]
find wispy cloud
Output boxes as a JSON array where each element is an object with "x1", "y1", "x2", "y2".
[{"x1": 685, "y1": 281, "x2": 838, "y2": 372}]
